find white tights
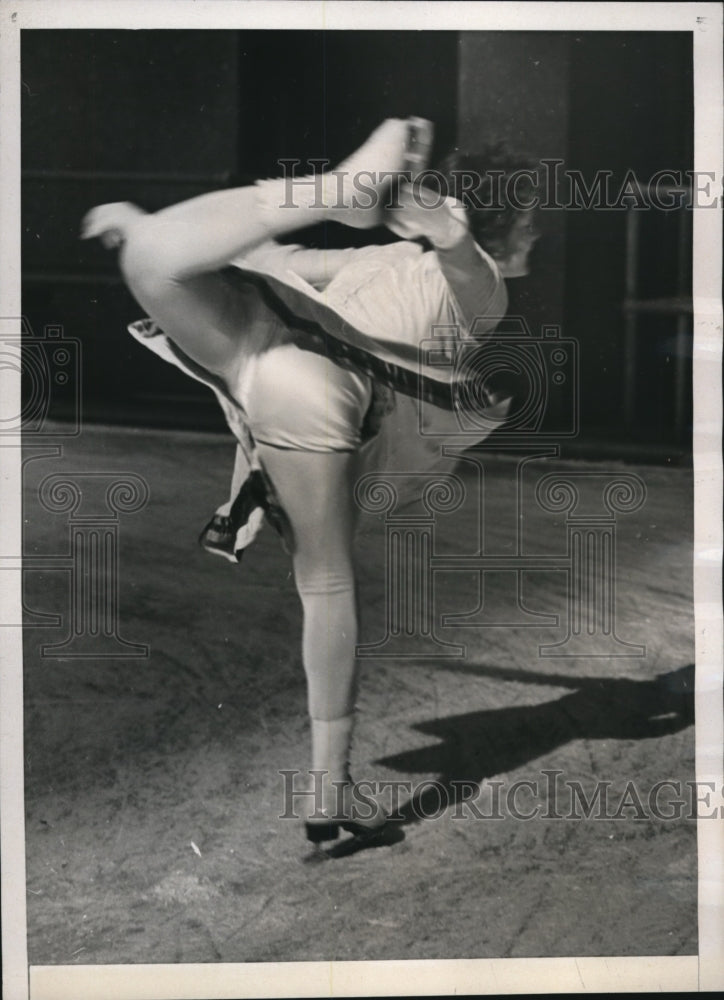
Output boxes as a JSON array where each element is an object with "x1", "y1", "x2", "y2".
[{"x1": 255, "y1": 444, "x2": 362, "y2": 724}]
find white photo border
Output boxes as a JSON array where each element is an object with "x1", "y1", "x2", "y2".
[{"x1": 1, "y1": 2, "x2": 721, "y2": 997}]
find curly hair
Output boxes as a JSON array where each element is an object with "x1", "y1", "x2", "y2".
[{"x1": 434, "y1": 142, "x2": 539, "y2": 257}]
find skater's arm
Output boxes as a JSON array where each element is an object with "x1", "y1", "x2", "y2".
[
  {"x1": 434, "y1": 233, "x2": 507, "y2": 335},
  {"x1": 385, "y1": 186, "x2": 506, "y2": 334}
]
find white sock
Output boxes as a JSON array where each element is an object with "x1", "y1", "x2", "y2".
[{"x1": 310, "y1": 715, "x2": 354, "y2": 783}]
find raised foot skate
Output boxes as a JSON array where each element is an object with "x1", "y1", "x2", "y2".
[{"x1": 326, "y1": 117, "x2": 434, "y2": 229}]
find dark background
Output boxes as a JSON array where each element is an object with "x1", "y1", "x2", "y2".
[{"x1": 21, "y1": 30, "x2": 693, "y2": 459}]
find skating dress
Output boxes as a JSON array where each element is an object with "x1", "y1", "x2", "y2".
[{"x1": 129, "y1": 234, "x2": 509, "y2": 559}]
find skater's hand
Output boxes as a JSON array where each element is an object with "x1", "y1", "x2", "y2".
[
  {"x1": 384, "y1": 182, "x2": 469, "y2": 249},
  {"x1": 80, "y1": 202, "x2": 147, "y2": 248}
]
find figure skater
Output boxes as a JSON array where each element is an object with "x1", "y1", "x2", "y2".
[{"x1": 81, "y1": 119, "x2": 540, "y2": 850}]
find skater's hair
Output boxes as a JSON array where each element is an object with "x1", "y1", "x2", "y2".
[{"x1": 434, "y1": 142, "x2": 539, "y2": 258}]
